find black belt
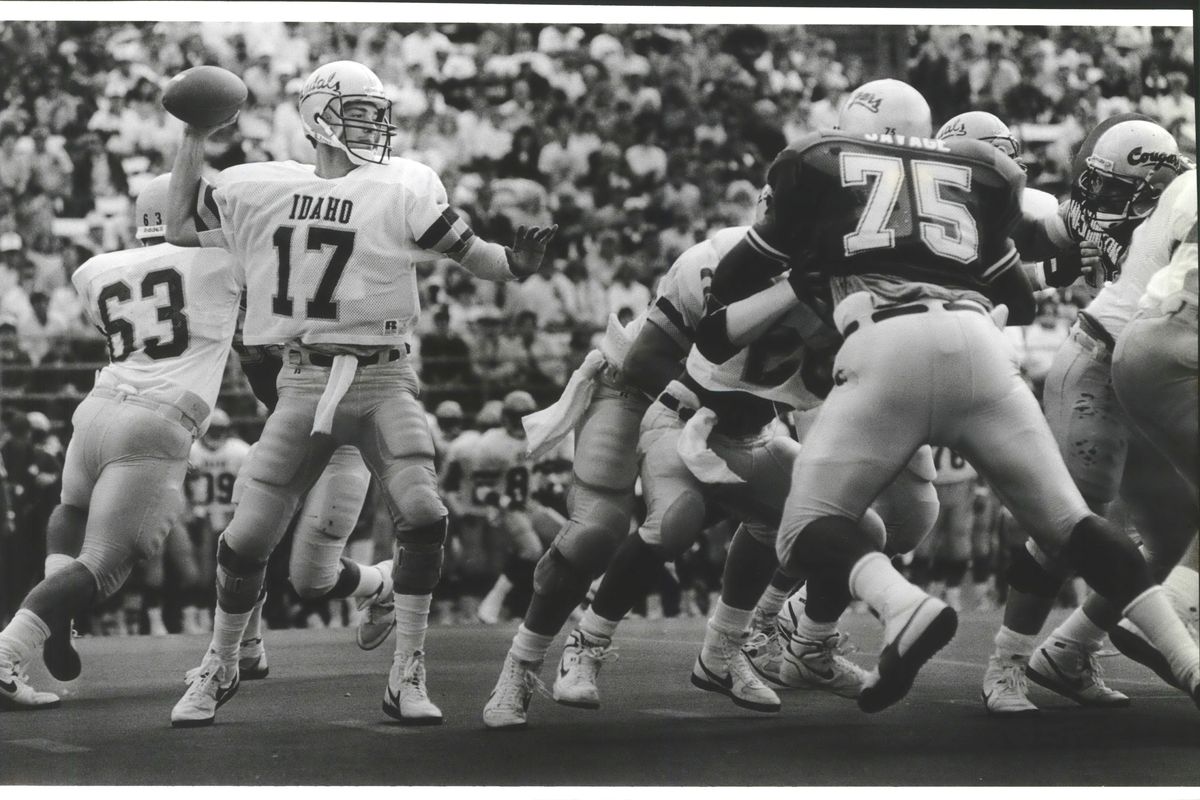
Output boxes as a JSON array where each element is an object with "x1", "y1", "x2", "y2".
[
  {"x1": 1076, "y1": 311, "x2": 1117, "y2": 351},
  {"x1": 657, "y1": 390, "x2": 694, "y2": 422},
  {"x1": 308, "y1": 348, "x2": 403, "y2": 368},
  {"x1": 842, "y1": 300, "x2": 986, "y2": 339}
]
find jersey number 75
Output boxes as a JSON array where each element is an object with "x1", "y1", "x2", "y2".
[{"x1": 840, "y1": 152, "x2": 979, "y2": 264}]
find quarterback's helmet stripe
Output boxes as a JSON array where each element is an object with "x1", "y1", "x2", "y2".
[
  {"x1": 654, "y1": 296, "x2": 693, "y2": 339},
  {"x1": 747, "y1": 228, "x2": 788, "y2": 263},
  {"x1": 981, "y1": 247, "x2": 1019, "y2": 280},
  {"x1": 194, "y1": 182, "x2": 221, "y2": 233}
]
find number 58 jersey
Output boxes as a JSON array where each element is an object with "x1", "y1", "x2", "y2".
[
  {"x1": 72, "y1": 243, "x2": 242, "y2": 424},
  {"x1": 195, "y1": 158, "x2": 454, "y2": 348}
]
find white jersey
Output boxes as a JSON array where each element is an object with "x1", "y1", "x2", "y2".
[
  {"x1": 196, "y1": 157, "x2": 455, "y2": 348},
  {"x1": 1138, "y1": 171, "x2": 1198, "y2": 310},
  {"x1": 675, "y1": 228, "x2": 836, "y2": 410},
  {"x1": 187, "y1": 436, "x2": 251, "y2": 528},
  {"x1": 72, "y1": 243, "x2": 241, "y2": 425}
]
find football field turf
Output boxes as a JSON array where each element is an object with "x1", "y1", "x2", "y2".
[{"x1": 2, "y1": 610, "x2": 1197, "y2": 787}]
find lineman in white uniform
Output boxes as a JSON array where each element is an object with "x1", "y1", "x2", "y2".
[
  {"x1": 0, "y1": 174, "x2": 242, "y2": 710},
  {"x1": 1107, "y1": 171, "x2": 1199, "y2": 690},
  {"x1": 167, "y1": 60, "x2": 554, "y2": 727}
]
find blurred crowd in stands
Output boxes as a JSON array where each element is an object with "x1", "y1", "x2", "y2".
[{"x1": 0, "y1": 20, "x2": 1194, "y2": 633}]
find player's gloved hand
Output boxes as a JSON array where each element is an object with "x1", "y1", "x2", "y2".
[
  {"x1": 1041, "y1": 241, "x2": 1085, "y2": 287},
  {"x1": 507, "y1": 225, "x2": 559, "y2": 279},
  {"x1": 184, "y1": 110, "x2": 241, "y2": 140}
]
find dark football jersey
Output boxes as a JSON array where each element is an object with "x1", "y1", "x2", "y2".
[{"x1": 761, "y1": 129, "x2": 1026, "y2": 297}]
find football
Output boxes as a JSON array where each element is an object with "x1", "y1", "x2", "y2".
[{"x1": 161, "y1": 65, "x2": 247, "y2": 129}]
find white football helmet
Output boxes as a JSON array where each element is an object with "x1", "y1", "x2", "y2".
[
  {"x1": 936, "y1": 111, "x2": 1022, "y2": 161},
  {"x1": 202, "y1": 408, "x2": 232, "y2": 448},
  {"x1": 298, "y1": 60, "x2": 396, "y2": 165},
  {"x1": 1077, "y1": 119, "x2": 1190, "y2": 233},
  {"x1": 837, "y1": 79, "x2": 932, "y2": 138},
  {"x1": 135, "y1": 173, "x2": 171, "y2": 241},
  {"x1": 501, "y1": 390, "x2": 537, "y2": 439}
]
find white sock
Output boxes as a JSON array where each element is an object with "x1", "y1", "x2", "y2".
[
  {"x1": 349, "y1": 561, "x2": 385, "y2": 599},
  {"x1": 994, "y1": 625, "x2": 1038, "y2": 662},
  {"x1": 794, "y1": 613, "x2": 837, "y2": 643},
  {"x1": 211, "y1": 607, "x2": 253, "y2": 663},
  {"x1": 243, "y1": 594, "x2": 265, "y2": 643},
  {"x1": 509, "y1": 624, "x2": 553, "y2": 667},
  {"x1": 848, "y1": 552, "x2": 928, "y2": 623},
  {"x1": 394, "y1": 593, "x2": 432, "y2": 654},
  {"x1": 578, "y1": 607, "x2": 619, "y2": 644},
  {"x1": 756, "y1": 585, "x2": 790, "y2": 619},
  {"x1": 0, "y1": 609, "x2": 51, "y2": 665},
  {"x1": 484, "y1": 574, "x2": 514, "y2": 602},
  {"x1": 44, "y1": 554, "x2": 74, "y2": 578},
  {"x1": 1050, "y1": 607, "x2": 1107, "y2": 651},
  {"x1": 1124, "y1": 586, "x2": 1199, "y2": 690},
  {"x1": 1163, "y1": 565, "x2": 1199, "y2": 620},
  {"x1": 701, "y1": 600, "x2": 753, "y2": 664}
]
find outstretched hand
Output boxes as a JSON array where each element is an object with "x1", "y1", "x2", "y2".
[{"x1": 508, "y1": 224, "x2": 559, "y2": 278}]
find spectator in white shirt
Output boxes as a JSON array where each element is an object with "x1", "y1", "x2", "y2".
[{"x1": 607, "y1": 264, "x2": 651, "y2": 319}]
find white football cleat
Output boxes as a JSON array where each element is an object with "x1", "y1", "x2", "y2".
[
  {"x1": 552, "y1": 629, "x2": 616, "y2": 709},
  {"x1": 482, "y1": 653, "x2": 544, "y2": 730},
  {"x1": 981, "y1": 654, "x2": 1038, "y2": 716},
  {"x1": 743, "y1": 627, "x2": 788, "y2": 689},
  {"x1": 858, "y1": 595, "x2": 957, "y2": 713},
  {"x1": 1027, "y1": 636, "x2": 1130, "y2": 708},
  {"x1": 238, "y1": 637, "x2": 269, "y2": 680},
  {"x1": 382, "y1": 650, "x2": 443, "y2": 725},
  {"x1": 171, "y1": 651, "x2": 239, "y2": 727},
  {"x1": 0, "y1": 659, "x2": 61, "y2": 711},
  {"x1": 691, "y1": 631, "x2": 781, "y2": 713},
  {"x1": 779, "y1": 632, "x2": 868, "y2": 699},
  {"x1": 356, "y1": 561, "x2": 395, "y2": 651}
]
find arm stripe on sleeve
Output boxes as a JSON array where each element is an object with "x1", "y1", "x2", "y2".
[
  {"x1": 416, "y1": 208, "x2": 459, "y2": 250},
  {"x1": 747, "y1": 228, "x2": 789, "y2": 263},
  {"x1": 982, "y1": 248, "x2": 1019, "y2": 280},
  {"x1": 195, "y1": 183, "x2": 221, "y2": 233},
  {"x1": 654, "y1": 296, "x2": 693, "y2": 338}
]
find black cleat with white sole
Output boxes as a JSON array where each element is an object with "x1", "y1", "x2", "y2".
[{"x1": 858, "y1": 598, "x2": 957, "y2": 714}]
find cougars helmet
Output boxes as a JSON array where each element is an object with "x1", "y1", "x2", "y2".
[
  {"x1": 298, "y1": 60, "x2": 396, "y2": 165},
  {"x1": 501, "y1": 390, "x2": 537, "y2": 438},
  {"x1": 936, "y1": 111, "x2": 1022, "y2": 162},
  {"x1": 134, "y1": 174, "x2": 171, "y2": 241},
  {"x1": 837, "y1": 79, "x2": 932, "y2": 138},
  {"x1": 1076, "y1": 119, "x2": 1189, "y2": 234}
]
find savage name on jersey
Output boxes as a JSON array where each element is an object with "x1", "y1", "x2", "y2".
[{"x1": 741, "y1": 129, "x2": 1026, "y2": 309}]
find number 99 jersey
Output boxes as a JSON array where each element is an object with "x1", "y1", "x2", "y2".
[
  {"x1": 72, "y1": 243, "x2": 242, "y2": 424},
  {"x1": 194, "y1": 157, "x2": 455, "y2": 348},
  {"x1": 762, "y1": 129, "x2": 1026, "y2": 305}
]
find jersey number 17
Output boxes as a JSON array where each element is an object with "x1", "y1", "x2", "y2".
[
  {"x1": 840, "y1": 152, "x2": 980, "y2": 264},
  {"x1": 271, "y1": 224, "x2": 355, "y2": 321}
]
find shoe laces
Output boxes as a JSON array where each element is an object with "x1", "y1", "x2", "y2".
[
  {"x1": 399, "y1": 652, "x2": 431, "y2": 699},
  {"x1": 495, "y1": 657, "x2": 550, "y2": 705},
  {"x1": 570, "y1": 633, "x2": 618, "y2": 669},
  {"x1": 999, "y1": 662, "x2": 1030, "y2": 696},
  {"x1": 184, "y1": 652, "x2": 230, "y2": 689},
  {"x1": 743, "y1": 630, "x2": 779, "y2": 659},
  {"x1": 728, "y1": 649, "x2": 767, "y2": 688}
]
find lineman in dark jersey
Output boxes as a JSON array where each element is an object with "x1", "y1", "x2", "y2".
[{"x1": 698, "y1": 78, "x2": 1200, "y2": 713}]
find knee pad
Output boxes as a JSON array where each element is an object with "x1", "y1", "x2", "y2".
[
  {"x1": 394, "y1": 517, "x2": 448, "y2": 595},
  {"x1": 1063, "y1": 515, "x2": 1152, "y2": 607},
  {"x1": 656, "y1": 490, "x2": 707, "y2": 557},
  {"x1": 1005, "y1": 543, "x2": 1065, "y2": 600},
  {"x1": 216, "y1": 536, "x2": 268, "y2": 613},
  {"x1": 386, "y1": 463, "x2": 447, "y2": 529},
  {"x1": 533, "y1": 546, "x2": 593, "y2": 603},
  {"x1": 858, "y1": 508, "x2": 888, "y2": 552},
  {"x1": 553, "y1": 491, "x2": 633, "y2": 578}
]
